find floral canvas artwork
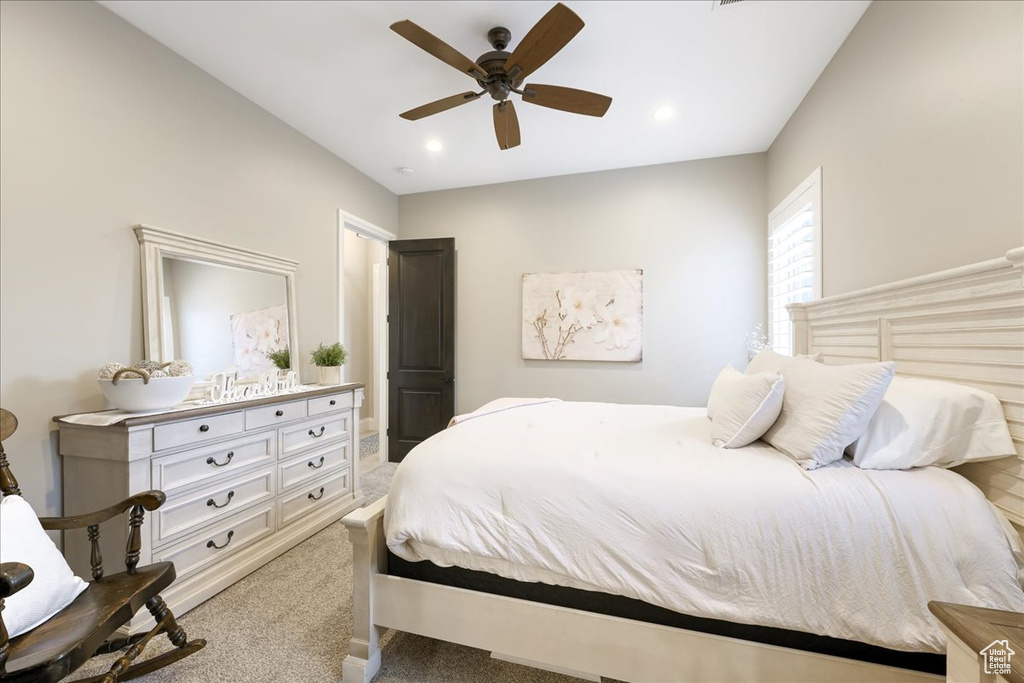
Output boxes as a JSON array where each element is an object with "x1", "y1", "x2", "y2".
[
  {"x1": 522, "y1": 269, "x2": 643, "y2": 361},
  {"x1": 230, "y1": 304, "x2": 289, "y2": 377}
]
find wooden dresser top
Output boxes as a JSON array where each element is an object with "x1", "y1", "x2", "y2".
[{"x1": 54, "y1": 383, "x2": 364, "y2": 429}]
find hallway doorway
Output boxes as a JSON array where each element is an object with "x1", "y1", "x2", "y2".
[{"x1": 338, "y1": 210, "x2": 395, "y2": 468}]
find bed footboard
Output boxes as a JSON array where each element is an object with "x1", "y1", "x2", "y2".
[
  {"x1": 342, "y1": 495, "x2": 387, "y2": 683},
  {"x1": 342, "y1": 496, "x2": 945, "y2": 683}
]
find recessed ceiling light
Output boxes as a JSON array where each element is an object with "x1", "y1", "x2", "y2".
[
  {"x1": 652, "y1": 105, "x2": 674, "y2": 121},
  {"x1": 425, "y1": 139, "x2": 443, "y2": 152}
]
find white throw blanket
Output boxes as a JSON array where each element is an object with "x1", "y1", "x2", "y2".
[
  {"x1": 447, "y1": 397, "x2": 561, "y2": 427},
  {"x1": 386, "y1": 400, "x2": 1024, "y2": 653}
]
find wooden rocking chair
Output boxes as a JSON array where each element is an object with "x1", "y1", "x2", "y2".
[{"x1": 0, "y1": 409, "x2": 205, "y2": 682}]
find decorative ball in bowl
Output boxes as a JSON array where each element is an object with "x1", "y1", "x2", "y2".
[{"x1": 97, "y1": 364, "x2": 194, "y2": 412}]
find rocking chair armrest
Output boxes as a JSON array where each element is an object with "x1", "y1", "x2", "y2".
[
  {"x1": 0, "y1": 562, "x2": 34, "y2": 599},
  {"x1": 37, "y1": 490, "x2": 167, "y2": 531}
]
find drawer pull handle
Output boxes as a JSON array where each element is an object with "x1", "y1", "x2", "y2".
[
  {"x1": 329, "y1": 399, "x2": 336, "y2": 406},
  {"x1": 308, "y1": 487, "x2": 325, "y2": 501},
  {"x1": 199, "y1": 424, "x2": 210, "y2": 433},
  {"x1": 275, "y1": 410, "x2": 284, "y2": 417},
  {"x1": 206, "y1": 530, "x2": 234, "y2": 550},
  {"x1": 207, "y1": 491, "x2": 235, "y2": 509},
  {"x1": 308, "y1": 426, "x2": 326, "y2": 438},
  {"x1": 308, "y1": 456, "x2": 326, "y2": 470},
  {"x1": 206, "y1": 452, "x2": 234, "y2": 467}
]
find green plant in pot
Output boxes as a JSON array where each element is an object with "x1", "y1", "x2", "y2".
[
  {"x1": 266, "y1": 347, "x2": 290, "y2": 375},
  {"x1": 310, "y1": 342, "x2": 348, "y2": 386}
]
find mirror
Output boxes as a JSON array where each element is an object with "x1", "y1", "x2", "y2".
[
  {"x1": 136, "y1": 225, "x2": 299, "y2": 383},
  {"x1": 161, "y1": 257, "x2": 290, "y2": 380}
]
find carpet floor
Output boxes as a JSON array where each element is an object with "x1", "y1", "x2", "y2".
[
  {"x1": 359, "y1": 432, "x2": 380, "y2": 459},
  {"x1": 68, "y1": 459, "x2": 593, "y2": 683}
]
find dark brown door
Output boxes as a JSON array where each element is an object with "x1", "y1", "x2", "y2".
[{"x1": 388, "y1": 238, "x2": 455, "y2": 462}]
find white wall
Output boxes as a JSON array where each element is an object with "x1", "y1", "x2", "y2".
[
  {"x1": 344, "y1": 231, "x2": 376, "y2": 421},
  {"x1": 766, "y1": 0, "x2": 1023, "y2": 296},
  {"x1": 344, "y1": 231, "x2": 370, "y2": 396},
  {"x1": 398, "y1": 154, "x2": 766, "y2": 413},
  {"x1": 343, "y1": 231, "x2": 385, "y2": 423},
  {"x1": 0, "y1": 0, "x2": 397, "y2": 516}
]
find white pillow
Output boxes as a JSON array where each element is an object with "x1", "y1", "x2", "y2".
[
  {"x1": 744, "y1": 348, "x2": 822, "y2": 375},
  {"x1": 849, "y1": 376, "x2": 1015, "y2": 469},
  {"x1": 707, "y1": 366, "x2": 785, "y2": 448},
  {"x1": 763, "y1": 358, "x2": 896, "y2": 469},
  {"x1": 0, "y1": 495, "x2": 88, "y2": 637}
]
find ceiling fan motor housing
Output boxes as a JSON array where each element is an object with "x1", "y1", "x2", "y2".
[{"x1": 476, "y1": 27, "x2": 522, "y2": 101}]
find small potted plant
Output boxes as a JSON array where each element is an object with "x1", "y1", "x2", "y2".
[
  {"x1": 267, "y1": 347, "x2": 290, "y2": 376},
  {"x1": 310, "y1": 342, "x2": 348, "y2": 385}
]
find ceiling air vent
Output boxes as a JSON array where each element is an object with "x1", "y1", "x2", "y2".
[{"x1": 711, "y1": 0, "x2": 745, "y2": 9}]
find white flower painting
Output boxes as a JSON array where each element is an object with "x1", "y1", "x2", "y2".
[
  {"x1": 522, "y1": 269, "x2": 643, "y2": 361},
  {"x1": 230, "y1": 304, "x2": 289, "y2": 377}
]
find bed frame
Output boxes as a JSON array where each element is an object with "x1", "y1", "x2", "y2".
[{"x1": 341, "y1": 247, "x2": 1023, "y2": 683}]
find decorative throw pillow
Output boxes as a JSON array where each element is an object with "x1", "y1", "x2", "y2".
[
  {"x1": 744, "y1": 348, "x2": 822, "y2": 375},
  {"x1": 849, "y1": 376, "x2": 1015, "y2": 470},
  {"x1": 707, "y1": 366, "x2": 785, "y2": 448},
  {"x1": 0, "y1": 495, "x2": 88, "y2": 637},
  {"x1": 763, "y1": 358, "x2": 896, "y2": 469}
]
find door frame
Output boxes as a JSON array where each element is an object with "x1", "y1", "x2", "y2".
[{"x1": 338, "y1": 210, "x2": 397, "y2": 464}]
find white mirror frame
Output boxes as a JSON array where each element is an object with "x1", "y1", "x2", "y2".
[{"x1": 135, "y1": 224, "x2": 300, "y2": 382}]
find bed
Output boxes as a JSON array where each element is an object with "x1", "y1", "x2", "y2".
[{"x1": 342, "y1": 247, "x2": 1024, "y2": 683}]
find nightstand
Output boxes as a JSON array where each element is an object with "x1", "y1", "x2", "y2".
[{"x1": 929, "y1": 601, "x2": 1023, "y2": 683}]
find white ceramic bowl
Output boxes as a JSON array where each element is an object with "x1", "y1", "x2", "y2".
[{"x1": 97, "y1": 375, "x2": 195, "y2": 412}]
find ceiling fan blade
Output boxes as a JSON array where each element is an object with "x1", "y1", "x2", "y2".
[
  {"x1": 493, "y1": 101, "x2": 521, "y2": 151},
  {"x1": 521, "y1": 84, "x2": 612, "y2": 117},
  {"x1": 390, "y1": 20, "x2": 487, "y2": 79},
  {"x1": 504, "y1": 3, "x2": 584, "y2": 81},
  {"x1": 400, "y1": 92, "x2": 482, "y2": 121}
]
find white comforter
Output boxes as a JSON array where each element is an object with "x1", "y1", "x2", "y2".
[{"x1": 385, "y1": 400, "x2": 1024, "y2": 653}]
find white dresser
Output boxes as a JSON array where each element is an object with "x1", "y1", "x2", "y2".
[{"x1": 55, "y1": 384, "x2": 365, "y2": 632}]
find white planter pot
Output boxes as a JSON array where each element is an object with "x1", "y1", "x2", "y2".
[{"x1": 318, "y1": 365, "x2": 342, "y2": 386}]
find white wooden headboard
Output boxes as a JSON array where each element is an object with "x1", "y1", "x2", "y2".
[{"x1": 788, "y1": 247, "x2": 1024, "y2": 528}]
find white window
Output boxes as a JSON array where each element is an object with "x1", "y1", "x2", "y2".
[{"x1": 767, "y1": 167, "x2": 822, "y2": 354}]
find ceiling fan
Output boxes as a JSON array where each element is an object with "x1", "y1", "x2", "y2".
[{"x1": 391, "y1": 3, "x2": 612, "y2": 151}]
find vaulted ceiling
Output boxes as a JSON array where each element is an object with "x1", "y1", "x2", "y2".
[{"x1": 99, "y1": 0, "x2": 870, "y2": 194}]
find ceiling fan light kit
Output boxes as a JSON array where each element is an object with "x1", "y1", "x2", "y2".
[{"x1": 391, "y1": 2, "x2": 612, "y2": 151}]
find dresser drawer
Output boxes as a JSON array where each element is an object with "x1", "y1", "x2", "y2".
[
  {"x1": 153, "y1": 411, "x2": 245, "y2": 452},
  {"x1": 308, "y1": 392, "x2": 352, "y2": 416},
  {"x1": 154, "y1": 503, "x2": 275, "y2": 581},
  {"x1": 153, "y1": 466, "x2": 275, "y2": 547},
  {"x1": 278, "y1": 469, "x2": 350, "y2": 527},
  {"x1": 278, "y1": 441, "x2": 349, "y2": 492},
  {"x1": 279, "y1": 413, "x2": 349, "y2": 458},
  {"x1": 152, "y1": 432, "x2": 276, "y2": 494},
  {"x1": 244, "y1": 399, "x2": 307, "y2": 431}
]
